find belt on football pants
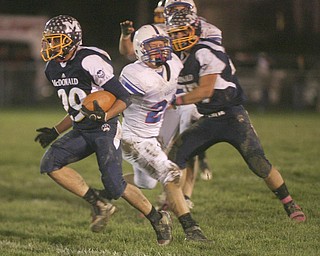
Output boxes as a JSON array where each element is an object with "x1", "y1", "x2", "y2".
[{"x1": 205, "y1": 110, "x2": 226, "y2": 118}]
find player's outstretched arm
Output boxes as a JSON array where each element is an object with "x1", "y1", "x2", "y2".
[
  {"x1": 35, "y1": 115, "x2": 72, "y2": 148},
  {"x1": 119, "y1": 20, "x2": 135, "y2": 58}
]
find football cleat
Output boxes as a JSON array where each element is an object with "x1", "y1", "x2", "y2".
[
  {"x1": 198, "y1": 156, "x2": 213, "y2": 180},
  {"x1": 152, "y1": 211, "x2": 173, "y2": 246},
  {"x1": 184, "y1": 225, "x2": 212, "y2": 242},
  {"x1": 200, "y1": 168, "x2": 212, "y2": 181},
  {"x1": 284, "y1": 201, "x2": 306, "y2": 223},
  {"x1": 90, "y1": 200, "x2": 116, "y2": 232}
]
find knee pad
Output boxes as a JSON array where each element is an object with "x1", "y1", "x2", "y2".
[
  {"x1": 101, "y1": 175, "x2": 126, "y2": 200},
  {"x1": 247, "y1": 154, "x2": 272, "y2": 178},
  {"x1": 40, "y1": 147, "x2": 61, "y2": 174}
]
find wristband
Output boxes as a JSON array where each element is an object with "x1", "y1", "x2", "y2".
[
  {"x1": 121, "y1": 34, "x2": 131, "y2": 40},
  {"x1": 175, "y1": 96, "x2": 184, "y2": 106},
  {"x1": 53, "y1": 126, "x2": 60, "y2": 135}
]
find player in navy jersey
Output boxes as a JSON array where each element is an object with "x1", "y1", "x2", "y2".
[
  {"x1": 166, "y1": 10, "x2": 306, "y2": 223},
  {"x1": 35, "y1": 15, "x2": 173, "y2": 246}
]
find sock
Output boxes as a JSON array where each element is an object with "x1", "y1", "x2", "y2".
[
  {"x1": 96, "y1": 189, "x2": 109, "y2": 200},
  {"x1": 145, "y1": 206, "x2": 162, "y2": 224},
  {"x1": 83, "y1": 187, "x2": 99, "y2": 205},
  {"x1": 178, "y1": 213, "x2": 197, "y2": 230},
  {"x1": 272, "y1": 183, "x2": 293, "y2": 204},
  {"x1": 198, "y1": 153, "x2": 209, "y2": 170}
]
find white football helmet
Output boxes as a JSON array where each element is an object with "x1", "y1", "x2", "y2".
[
  {"x1": 133, "y1": 24, "x2": 172, "y2": 66},
  {"x1": 164, "y1": 0, "x2": 197, "y2": 15}
]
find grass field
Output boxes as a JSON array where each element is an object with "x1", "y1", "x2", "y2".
[{"x1": 0, "y1": 107, "x2": 319, "y2": 256}]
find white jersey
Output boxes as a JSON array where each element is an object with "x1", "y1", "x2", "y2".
[
  {"x1": 200, "y1": 18, "x2": 222, "y2": 43},
  {"x1": 119, "y1": 53, "x2": 183, "y2": 138}
]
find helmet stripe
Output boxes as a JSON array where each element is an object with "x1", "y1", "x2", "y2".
[{"x1": 150, "y1": 24, "x2": 160, "y2": 35}]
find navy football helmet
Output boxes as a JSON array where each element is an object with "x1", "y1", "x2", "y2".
[
  {"x1": 41, "y1": 15, "x2": 82, "y2": 61},
  {"x1": 166, "y1": 9, "x2": 201, "y2": 51}
]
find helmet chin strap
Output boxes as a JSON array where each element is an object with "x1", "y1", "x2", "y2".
[{"x1": 57, "y1": 46, "x2": 78, "y2": 62}]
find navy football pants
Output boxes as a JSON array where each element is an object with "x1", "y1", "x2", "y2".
[{"x1": 168, "y1": 105, "x2": 272, "y2": 178}]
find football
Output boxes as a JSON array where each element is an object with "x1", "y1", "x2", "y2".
[{"x1": 82, "y1": 90, "x2": 116, "y2": 112}]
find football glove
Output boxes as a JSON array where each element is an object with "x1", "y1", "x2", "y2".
[
  {"x1": 120, "y1": 20, "x2": 134, "y2": 37},
  {"x1": 35, "y1": 127, "x2": 59, "y2": 148},
  {"x1": 81, "y1": 100, "x2": 108, "y2": 122}
]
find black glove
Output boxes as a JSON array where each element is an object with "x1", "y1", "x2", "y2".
[
  {"x1": 81, "y1": 100, "x2": 107, "y2": 122},
  {"x1": 120, "y1": 20, "x2": 134, "y2": 37},
  {"x1": 35, "y1": 127, "x2": 59, "y2": 148}
]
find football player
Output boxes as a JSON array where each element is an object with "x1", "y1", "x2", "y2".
[
  {"x1": 158, "y1": 0, "x2": 219, "y2": 210},
  {"x1": 164, "y1": 0, "x2": 222, "y2": 43},
  {"x1": 118, "y1": 1, "x2": 166, "y2": 59},
  {"x1": 119, "y1": 0, "x2": 222, "y2": 59},
  {"x1": 166, "y1": 10, "x2": 306, "y2": 223},
  {"x1": 154, "y1": 0, "x2": 166, "y2": 24},
  {"x1": 119, "y1": 24, "x2": 210, "y2": 242},
  {"x1": 118, "y1": 0, "x2": 215, "y2": 212},
  {"x1": 35, "y1": 15, "x2": 173, "y2": 246}
]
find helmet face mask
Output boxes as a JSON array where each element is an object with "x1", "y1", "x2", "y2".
[
  {"x1": 167, "y1": 25, "x2": 197, "y2": 51},
  {"x1": 41, "y1": 15, "x2": 82, "y2": 62},
  {"x1": 133, "y1": 25, "x2": 172, "y2": 67},
  {"x1": 41, "y1": 33, "x2": 73, "y2": 61},
  {"x1": 166, "y1": 10, "x2": 201, "y2": 51}
]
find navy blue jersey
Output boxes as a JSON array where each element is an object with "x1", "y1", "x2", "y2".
[
  {"x1": 177, "y1": 39, "x2": 246, "y2": 115},
  {"x1": 168, "y1": 41, "x2": 272, "y2": 179},
  {"x1": 44, "y1": 46, "x2": 130, "y2": 130}
]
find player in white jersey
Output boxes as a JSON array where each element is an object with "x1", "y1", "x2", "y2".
[
  {"x1": 118, "y1": 0, "x2": 215, "y2": 211},
  {"x1": 119, "y1": 0, "x2": 222, "y2": 58},
  {"x1": 119, "y1": 1, "x2": 166, "y2": 59},
  {"x1": 119, "y1": 24, "x2": 210, "y2": 242}
]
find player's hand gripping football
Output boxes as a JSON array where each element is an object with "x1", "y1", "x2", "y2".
[
  {"x1": 81, "y1": 100, "x2": 108, "y2": 122},
  {"x1": 34, "y1": 127, "x2": 59, "y2": 148},
  {"x1": 120, "y1": 20, "x2": 135, "y2": 37}
]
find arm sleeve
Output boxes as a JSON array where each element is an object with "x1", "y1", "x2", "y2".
[{"x1": 102, "y1": 76, "x2": 131, "y2": 107}]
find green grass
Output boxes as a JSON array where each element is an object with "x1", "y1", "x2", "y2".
[{"x1": 0, "y1": 107, "x2": 319, "y2": 255}]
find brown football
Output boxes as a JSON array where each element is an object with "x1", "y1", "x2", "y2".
[{"x1": 82, "y1": 91, "x2": 116, "y2": 112}]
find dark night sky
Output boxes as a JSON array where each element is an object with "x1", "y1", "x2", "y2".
[
  {"x1": 1, "y1": 0, "x2": 320, "y2": 55},
  {"x1": 0, "y1": 0, "x2": 160, "y2": 49}
]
